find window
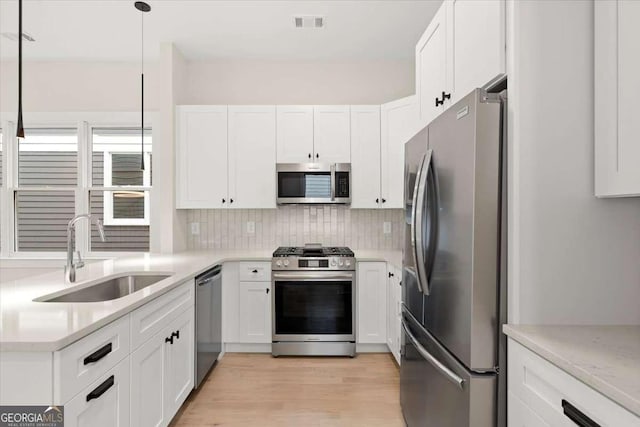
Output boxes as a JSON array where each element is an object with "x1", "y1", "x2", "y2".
[
  {"x1": 15, "y1": 129, "x2": 78, "y2": 252},
  {"x1": 90, "y1": 128, "x2": 152, "y2": 252},
  {"x1": 0, "y1": 120, "x2": 153, "y2": 256}
]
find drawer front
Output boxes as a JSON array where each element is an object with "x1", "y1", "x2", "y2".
[
  {"x1": 238, "y1": 262, "x2": 271, "y2": 282},
  {"x1": 130, "y1": 281, "x2": 194, "y2": 350},
  {"x1": 54, "y1": 315, "x2": 130, "y2": 404},
  {"x1": 64, "y1": 356, "x2": 130, "y2": 427},
  {"x1": 508, "y1": 339, "x2": 640, "y2": 426}
]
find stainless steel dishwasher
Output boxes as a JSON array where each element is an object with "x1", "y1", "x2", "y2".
[{"x1": 195, "y1": 265, "x2": 222, "y2": 388}]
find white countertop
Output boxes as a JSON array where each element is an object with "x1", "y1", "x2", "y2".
[
  {"x1": 0, "y1": 249, "x2": 401, "y2": 352},
  {"x1": 504, "y1": 324, "x2": 640, "y2": 417}
]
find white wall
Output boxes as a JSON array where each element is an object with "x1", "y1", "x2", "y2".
[
  {"x1": 0, "y1": 61, "x2": 160, "y2": 113},
  {"x1": 509, "y1": 0, "x2": 640, "y2": 325},
  {"x1": 184, "y1": 59, "x2": 414, "y2": 105}
]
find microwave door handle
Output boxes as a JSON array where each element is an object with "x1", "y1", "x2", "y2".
[
  {"x1": 330, "y1": 164, "x2": 336, "y2": 201},
  {"x1": 411, "y1": 153, "x2": 427, "y2": 294}
]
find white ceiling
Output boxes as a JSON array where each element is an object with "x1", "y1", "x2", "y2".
[{"x1": 0, "y1": 0, "x2": 442, "y2": 62}]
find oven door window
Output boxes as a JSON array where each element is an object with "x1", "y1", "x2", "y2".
[
  {"x1": 278, "y1": 172, "x2": 331, "y2": 199},
  {"x1": 274, "y1": 280, "x2": 352, "y2": 335}
]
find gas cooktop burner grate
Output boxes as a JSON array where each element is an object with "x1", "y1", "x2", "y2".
[{"x1": 273, "y1": 246, "x2": 354, "y2": 257}]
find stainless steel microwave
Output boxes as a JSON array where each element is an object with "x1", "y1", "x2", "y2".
[{"x1": 276, "y1": 163, "x2": 351, "y2": 205}]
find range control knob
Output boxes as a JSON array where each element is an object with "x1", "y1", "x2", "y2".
[
  {"x1": 338, "y1": 259, "x2": 344, "y2": 267},
  {"x1": 330, "y1": 259, "x2": 337, "y2": 267},
  {"x1": 276, "y1": 260, "x2": 282, "y2": 267},
  {"x1": 345, "y1": 260, "x2": 351, "y2": 267},
  {"x1": 283, "y1": 259, "x2": 290, "y2": 267}
]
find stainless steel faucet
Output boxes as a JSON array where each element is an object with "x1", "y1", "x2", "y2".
[{"x1": 65, "y1": 214, "x2": 106, "y2": 282}]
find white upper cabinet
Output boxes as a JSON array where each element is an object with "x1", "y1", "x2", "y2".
[
  {"x1": 228, "y1": 106, "x2": 277, "y2": 208},
  {"x1": 451, "y1": 0, "x2": 506, "y2": 104},
  {"x1": 276, "y1": 106, "x2": 314, "y2": 163},
  {"x1": 416, "y1": 3, "x2": 449, "y2": 127},
  {"x1": 416, "y1": 0, "x2": 506, "y2": 125},
  {"x1": 595, "y1": 0, "x2": 640, "y2": 197},
  {"x1": 175, "y1": 106, "x2": 228, "y2": 209},
  {"x1": 381, "y1": 96, "x2": 418, "y2": 209},
  {"x1": 313, "y1": 105, "x2": 351, "y2": 163},
  {"x1": 350, "y1": 106, "x2": 382, "y2": 209}
]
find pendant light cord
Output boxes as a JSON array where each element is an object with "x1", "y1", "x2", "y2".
[
  {"x1": 16, "y1": 0, "x2": 24, "y2": 138},
  {"x1": 140, "y1": 8, "x2": 145, "y2": 170}
]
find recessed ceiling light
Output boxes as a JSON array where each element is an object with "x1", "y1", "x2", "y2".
[
  {"x1": 293, "y1": 16, "x2": 325, "y2": 29},
  {"x1": 1, "y1": 31, "x2": 35, "y2": 42}
]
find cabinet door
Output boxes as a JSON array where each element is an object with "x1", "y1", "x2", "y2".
[
  {"x1": 357, "y1": 262, "x2": 387, "y2": 344},
  {"x1": 451, "y1": 0, "x2": 505, "y2": 103},
  {"x1": 276, "y1": 106, "x2": 314, "y2": 163},
  {"x1": 313, "y1": 106, "x2": 351, "y2": 163},
  {"x1": 176, "y1": 106, "x2": 228, "y2": 208},
  {"x1": 416, "y1": 3, "x2": 448, "y2": 126},
  {"x1": 165, "y1": 308, "x2": 195, "y2": 419},
  {"x1": 130, "y1": 331, "x2": 168, "y2": 427},
  {"x1": 386, "y1": 270, "x2": 396, "y2": 353},
  {"x1": 64, "y1": 358, "x2": 130, "y2": 427},
  {"x1": 228, "y1": 106, "x2": 277, "y2": 209},
  {"x1": 238, "y1": 281, "x2": 272, "y2": 343},
  {"x1": 350, "y1": 106, "x2": 381, "y2": 209},
  {"x1": 380, "y1": 96, "x2": 418, "y2": 209},
  {"x1": 222, "y1": 263, "x2": 240, "y2": 343},
  {"x1": 595, "y1": 0, "x2": 640, "y2": 197}
]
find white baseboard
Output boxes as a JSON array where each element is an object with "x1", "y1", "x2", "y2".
[{"x1": 356, "y1": 343, "x2": 391, "y2": 353}]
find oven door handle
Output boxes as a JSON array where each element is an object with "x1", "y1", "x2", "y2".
[{"x1": 272, "y1": 273, "x2": 354, "y2": 281}]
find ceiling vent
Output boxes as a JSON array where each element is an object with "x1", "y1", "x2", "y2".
[
  {"x1": 293, "y1": 16, "x2": 325, "y2": 29},
  {"x1": 1, "y1": 32, "x2": 35, "y2": 42}
]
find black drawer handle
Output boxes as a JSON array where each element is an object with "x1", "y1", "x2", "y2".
[
  {"x1": 562, "y1": 399, "x2": 600, "y2": 427},
  {"x1": 172, "y1": 330, "x2": 180, "y2": 340},
  {"x1": 86, "y1": 375, "x2": 114, "y2": 402},
  {"x1": 165, "y1": 336, "x2": 174, "y2": 345},
  {"x1": 83, "y1": 343, "x2": 112, "y2": 365},
  {"x1": 252, "y1": 269, "x2": 258, "y2": 273}
]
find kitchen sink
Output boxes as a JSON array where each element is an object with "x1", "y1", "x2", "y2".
[{"x1": 37, "y1": 273, "x2": 173, "y2": 303}]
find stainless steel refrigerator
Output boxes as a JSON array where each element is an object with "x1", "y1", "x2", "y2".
[{"x1": 401, "y1": 88, "x2": 507, "y2": 427}]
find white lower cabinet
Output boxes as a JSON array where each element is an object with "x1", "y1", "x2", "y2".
[
  {"x1": 508, "y1": 338, "x2": 640, "y2": 426},
  {"x1": 238, "y1": 281, "x2": 272, "y2": 343},
  {"x1": 357, "y1": 262, "x2": 387, "y2": 344},
  {"x1": 65, "y1": 357, "x2": 130, "y2": 427},
  {"x1": 386, "y1": 265, "x2": 402, "y2": 364},
  {"x1": 131, "y1": 307, "x2": 194, "y2": 427}
]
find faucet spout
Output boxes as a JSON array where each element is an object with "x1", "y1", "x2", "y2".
[{"x1": 65, "y1": 214, "x2": 107, "y2": 283}]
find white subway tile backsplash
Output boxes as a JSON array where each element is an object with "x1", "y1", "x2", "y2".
[{"x1": 186, "y1": 206, "x2": 403, "y2": 250}]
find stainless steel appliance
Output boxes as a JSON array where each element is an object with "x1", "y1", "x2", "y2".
[
  {"x1": 276, "y1": 163, "x2": 351, "y2": 204},
  {"x1": 272, "y1": 244, "x2": 356, "y2": 356},
  {"x1": 401, "y1": 88, "x2": 507, "y2": 427},
  {"x1": 195, "y1": 265, "x2": 222, "y2": 388}
]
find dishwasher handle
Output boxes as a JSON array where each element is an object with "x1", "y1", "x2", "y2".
[{"x1": 196, "y1": 265, "x2": 222, "y2": 286}]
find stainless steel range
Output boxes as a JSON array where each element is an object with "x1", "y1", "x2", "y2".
[{"x1": 272, "y1": 244, "x2": 356, "y2": 357}]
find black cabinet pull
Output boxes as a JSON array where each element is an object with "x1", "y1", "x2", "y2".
[
  {"x1": 442, "y1": 91, "x2": 451, "y2": 101},
  {"x1": 562, "y1": 400, "x2": 600, "y2": 427},
  {"x1": 382, "y1": 198, "x2": 386, "y2": 203},
  {"x1": 83, "y1": 343, "x2": 112, "y2": 365},
  {"x1": 165, "y1": 336, "x2": 174, "y2": 345},
  {"x1": 376, "y1": 198, "x2": 380, "y2": 203},
  {"x1": 252, "y1": 269, "x2": 258, "y2": 273},
  {"x1": 435, "y1": 96, "x2": 444, "y2": 107},
  {"x1": 86, "y1": 375, "x2": 114, "y2": 402},
  {"x1": 316, "y1": 153, "x2": 319, "y2": 159},
  {"x1": 172, "y1": 330, "x2": 180, "y2": 340},
  {"x1": 388, "y1": 272, "x2": 394, "y2": 278},
  {"x1": 266, "y1": 288, "x2": 270, "y2": 294},
  {"x1": 222, "y1": 198, "x2": 226, "y2": 204},
  {"x1": 230, "y1": 198, "x2": 234, "y2": 204},
  {"x1": 308, "y1": 153, "x2": 312, "y2": 159}
]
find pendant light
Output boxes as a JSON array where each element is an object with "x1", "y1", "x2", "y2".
[
  {"x1": 135, "y1": 1, "x2": 151, "y2": 170},
  {"x1": 16, "y1": 0, "x2": 25, "y2": 138}
]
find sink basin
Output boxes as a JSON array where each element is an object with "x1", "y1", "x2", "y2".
[{"x1": 38, "y1": 273, "x2": 173, "y2": 303}]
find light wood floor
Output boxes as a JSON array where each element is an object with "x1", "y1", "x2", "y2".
[{"x1": 170, "y1": 353, "x2": 404, "y2": 427}]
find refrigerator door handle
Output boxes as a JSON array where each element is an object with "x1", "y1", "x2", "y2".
[
  {"x1": 410, "y1": 153, "x2": 427, "y2": 294},
  {"x1": 414, "y1": 149, "x2": 433, "y2": 295},
  {"x1": 401, "y1": 318, "x2": 465, "y2": 390}
]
